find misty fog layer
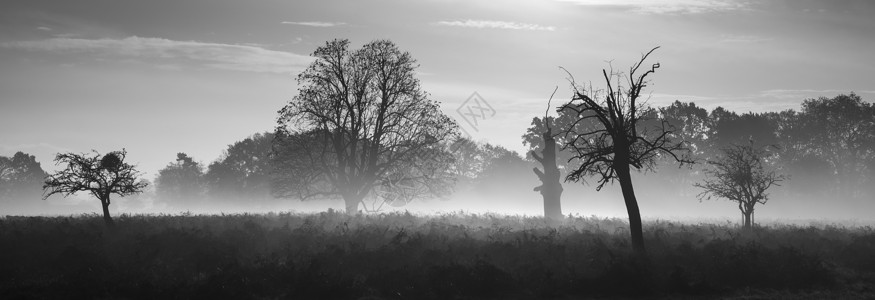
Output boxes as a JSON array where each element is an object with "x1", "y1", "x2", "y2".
[{"x1": 3, "y1": 93, "x2": 874, "y2": 223}]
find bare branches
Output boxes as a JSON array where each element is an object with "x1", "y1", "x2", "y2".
[
  {"x1": 695, "y1": 141, "x2": 787, "y2": 227},
  {"x1": 43, "y1": 149, "x2": 147, "y2": 201},
  {"x1": 557, "y1": 47, "x2": 691, "y2": 187},
  {"x1": 42, "y1": 149, "x2": 146, "y2": 225},
  {"x1": 275, "y1": 39, "x2": 459, "y2": 212}
]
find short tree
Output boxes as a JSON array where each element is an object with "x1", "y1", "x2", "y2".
[
  {"x1": 206, "y1": 132, "x2": 275, "y2": 203},
  {"x1": 274, "y1": 39, "x2": 458, "y2": 213},
  {"x1": 695, "y1": 141, "x2": 786, "y2": 228},
  {"x1": 557, "y1": 47, "x2": 692, "y2": 254},
  {"x1": 43, "y1": 149, "x2": 147, "y2": 226},
  {"x1": 155, "y1": 152, "x2": 205, "y2": 207},
  {"x1": 1, "y1": 152, "x2": 49, "y2": 201}
]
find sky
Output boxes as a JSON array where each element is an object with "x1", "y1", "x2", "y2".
[{"x1": 1, "y1": 0, "x2": 874, "y2": 218}]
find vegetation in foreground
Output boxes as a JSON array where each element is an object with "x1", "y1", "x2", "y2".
[{"x1": 1, "y1": 211, "x2": 874, "y2": 299}]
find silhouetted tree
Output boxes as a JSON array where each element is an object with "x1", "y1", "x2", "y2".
[
  {"x1": 0, "y1": 152, "x2": 49, "y2": 202},
  {"x1": 531, "y1": 120, "x2": 563, "y2": 221},
  {"x1": 654, "y1": 101, "x2": 711, "y2": 197},
  {"x1": 707, "y1": 109, "x2": 779, "y2": 151},
  {"x1": 443, "y1": 137, "x2": 532, "y2": 201},
  {"x1": 523, "y1": 110, "x2": 595, "y2": 171},
  {"x1": 155, "y1": 152, "x2": 204, "y2": 207},
  {"x1": 474, "y1": 143, "x2": 530, "y2": 194},
  {"x1": 660, "y1": 101, "x2": 710, "y2": 157},
  {"x1": 43, "y1": 149, "x2": 147, "y2": 225},
  {"x1": 557, "y1": 47, "x2": 692, "y2": 254},
  {"x1": 785, "y1": 93, "x2": 874, "y2": 199},
  {"x1": 695, "y1": 141, "x2": 786, "y2": 228},
  {"x1": 528, "y1": 87, "x2": 564, "y2": 222},
  {"x1": 275, "y1": 39, "x2": 458, "y2": 213},
  {"x1": 205, "y1": 132, "x2": 275, "y2": 203}
]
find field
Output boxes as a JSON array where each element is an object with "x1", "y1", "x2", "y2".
[{"x1": 1, "y1": 211, "x2": 874, "y2": 299}]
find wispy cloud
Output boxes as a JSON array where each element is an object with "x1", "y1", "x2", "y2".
[
  {"x1": 434, "y1": 20, "x2": 556, "y2": 31},
  {"x1": 0, "y1": 36, "x2": 313, "y2": 74},
  {"x1": 758, "y1": 89, "x2": 875, "y2": 100},
  {"x1": 281, "y1": 21, "x2": 346, "y2": 27},
  {"x1": 719, "y1": 34, "x2": 773, "y2": 44},
  {"x1": 556, "y1": 0, "x2": 747, "y2": 14}
]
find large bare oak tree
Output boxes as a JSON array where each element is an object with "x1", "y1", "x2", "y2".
[
  {"x1": 43, "y1": 149, "x2": 147, "y2": 226},
  {"x1": 557, "y1": 47, "x2": 692, "y2": 254},
  {"x1": 274, "y1": 39, "x2": 458, "y2": 213}
]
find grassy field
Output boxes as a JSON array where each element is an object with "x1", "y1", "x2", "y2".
[{"x1": 1, "y1": 211, "x2": 874, "y2": 299}]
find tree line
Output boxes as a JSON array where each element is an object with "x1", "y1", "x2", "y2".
[{"x1": 2, "y1": 39, "x2": 873, "y2": 255}]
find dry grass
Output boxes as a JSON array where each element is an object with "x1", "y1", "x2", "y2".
[{"x1": 1, "y1": 211, "x2": 873, "y2": 299}]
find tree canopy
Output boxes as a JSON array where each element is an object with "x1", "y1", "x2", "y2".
[
  {"x1": 274, "y1": 39, "x2": 459, "y2": 213},
  {"x1": 155, "y1": 152, "x2": 205, "y2": 207},
  {"x1": 205, "y1": 132, "x2": 275, "y2": 203},
  {"x1": 696, "y1": 141, "x2": 787, "y2": 228},
  {"x1": 43, "y1": 149, "x2": 147, "y2": 225},
  {"x1": 0, "y1": 152, "x2": 48, "y2": 202}
]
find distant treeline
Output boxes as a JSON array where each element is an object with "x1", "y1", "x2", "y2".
[
  {"x1": 526, "y1": 93, "x2": 875, "y2": 203},
  {"x1": 2, "y1": 93, "x2": 873, "y2": 214}
]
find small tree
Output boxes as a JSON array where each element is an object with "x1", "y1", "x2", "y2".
[
  {"x1": 43, "y1": 149, "x2": 147, "y2": 226},
  {"x1": 155, "y1": 152, "x2": 205, "y2": 207},
  {"x1": 695, "y1": 141, "x2": 786, "y2": 228},
  {"x1": 557, "y1": 47, "x2": 692, "y2": 254},
  {"x1": 1, "y1": 152, "x2": 49, "y2": 201},
  {"x1": 206, "y1": 132, "x2": 275, "y2": 203}
]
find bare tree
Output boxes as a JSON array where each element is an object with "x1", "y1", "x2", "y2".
[
  {"x1": 43, "y1": 149, "x2": 147, "y2": 226},
  {"x1": 531, "y1": 87, "x2": 563, "y2": 222},
  {"x1": 274, "y1": 39, "x2": 459, "y2": 213},
  {"x1": 695, "y1": 141, "x2": 786, "y2": 229},
  {"x1": 557, "y1": 47, "x2": 692, "y2": 254}
]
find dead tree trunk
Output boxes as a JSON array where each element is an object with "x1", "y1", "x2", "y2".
[
  {"x1": 615, "y1": 161, "x2": 645, "y2": 254},
  {"x1": 532, "y1": 125, "x2": 564, "y2": 223}
]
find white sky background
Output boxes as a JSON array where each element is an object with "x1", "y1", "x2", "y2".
[{"x1": 1, "y1": 0, "x2": 874, "y2": 218}]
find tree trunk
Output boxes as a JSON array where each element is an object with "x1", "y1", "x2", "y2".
[
  {"x1": 532, "y1": 127, "x2": 564, "y2": 223},
  {"x1": 616, "y1": 163, "x2": 645, "y2": 254},
  {"x1": 742, "y1": 212, "x2": 751, "y2": 229},
  {"x1": 343, "y1": 194, "x2": 361, "y2": 214},
  {"x1": 100, "y1": 197, "x2": 114, "y2": 226}
]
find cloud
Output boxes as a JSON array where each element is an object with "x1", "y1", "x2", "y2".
[
  {"x1": 556, "y1": 0, "x2": 747, "y2": 14},
  {"x1": 719, "y1": 34, "x2": 773, "y2": 44},
  {"x1": 281, "y1": 21, "x2": 346, "y2": 27},
  {"x1": 0, "y1": 142, "x2": 70, "y2": 154},
  {"x1": 36, "y1": 26, "x2": 52, "y2": 32},
  {"x1": 757, "y1": 89, "x2": 875, "y2": 100},
  {"x1": 434, "y1": 20, "x2": 556, "y2": 31},
  {"x1": 0, "y1": 36, "x2": 313, "y2": 74}
]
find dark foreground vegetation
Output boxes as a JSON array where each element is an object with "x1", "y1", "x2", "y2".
[{"x1": 1, "y1": 211, "x2": 874, "y2": 299}]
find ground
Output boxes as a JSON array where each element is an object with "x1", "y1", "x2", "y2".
[{"x1": 1, "y1": 211, "x2": 873, "y2": 299}]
